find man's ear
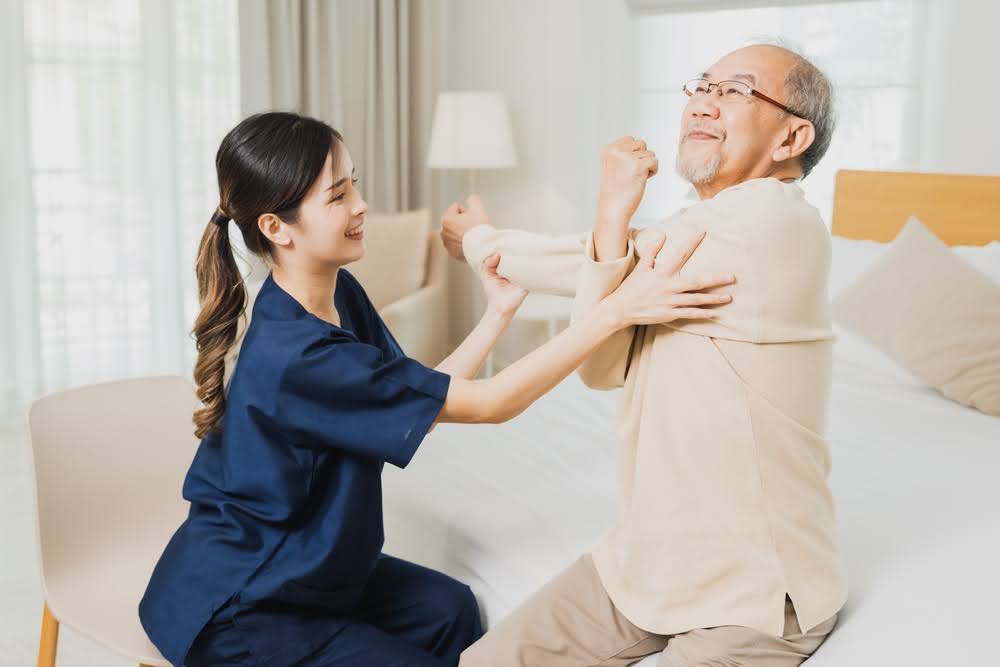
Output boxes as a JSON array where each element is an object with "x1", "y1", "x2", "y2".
[
  {"x1": 258, "y1": 212, "x2": 291, "y2": 247},
  {"x1": 772, "y1": 117, "x2": 816, "y2": 166}
]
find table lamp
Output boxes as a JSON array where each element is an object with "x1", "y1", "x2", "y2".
[{"x1": 426, "y1": 91, "x2": 517, "y2": 193}]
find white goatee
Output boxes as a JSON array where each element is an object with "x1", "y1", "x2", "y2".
[{"x1": 675, "y1": 150, "x2": 721, "y2": 185}]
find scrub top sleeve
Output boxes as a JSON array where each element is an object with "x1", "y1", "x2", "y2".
[{"x1": 274, "y1": 338, "x2": 451, "y2": 468}]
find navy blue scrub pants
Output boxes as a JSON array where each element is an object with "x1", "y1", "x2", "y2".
[{"x1": 186, "y1": 556, "x2": 483, "y2": 666}]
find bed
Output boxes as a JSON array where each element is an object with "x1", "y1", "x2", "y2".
[{"x1": 382, "y1": 170, "x2": 1000, "y2": 665}]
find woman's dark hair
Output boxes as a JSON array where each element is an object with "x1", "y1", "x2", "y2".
[{"x1": 192, "y1": 111, "x2": 343, "y2": 439}]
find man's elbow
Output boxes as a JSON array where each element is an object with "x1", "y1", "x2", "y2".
[{"x1": 576, "y1": 363, "x2": 623, "y2": 391}]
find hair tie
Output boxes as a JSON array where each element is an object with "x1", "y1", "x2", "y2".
[{"x1": 211, "y1": 207, "x2": 232, "y2": 227}]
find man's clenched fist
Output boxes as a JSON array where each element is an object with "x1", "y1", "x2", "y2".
[
  {"x1": 440, "y1": 194, "x2": 491, "y2": 261},
  {"x1": 597, "y1": 136, "x2": 659, "y2": 227}
]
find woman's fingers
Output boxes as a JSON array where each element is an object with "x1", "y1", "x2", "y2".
[
  {"x1": 669, "y1": 308, "x2": 719, "y2": 320},
  {"x1": 674, "y1": 272, "x2": 737, "y2": 293},
  {"x1": 671, "y1": 292, "x2": 732, "y2": 307},
  {"x1": 657, "y1": 231, "x2": 707, "y2": 275},
  {"x1": 481, "y1": 252, "x2": 500, "y2": 272},
  {"x1": 638, "y1": 232, "x2": 666, "y2": 269}
]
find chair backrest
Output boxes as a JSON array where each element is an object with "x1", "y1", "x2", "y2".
[
  {"x1": 348, "y1": 208, "x2": 432, "y2": 308},
  {"x1": 26, "y1": 375, "x2": 199, "y2": 590}
]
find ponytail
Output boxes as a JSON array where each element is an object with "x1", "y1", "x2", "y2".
[
  {"x1": 192, "y1": 212, "x2": 246, "y2": 439},
  {"x1": 194, "y1": 111, "x2": 342, "y2": 438}
]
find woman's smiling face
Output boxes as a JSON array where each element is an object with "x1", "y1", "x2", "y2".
[{"x1": 282, "y1": 144, "x2": 369, "y2": 268}]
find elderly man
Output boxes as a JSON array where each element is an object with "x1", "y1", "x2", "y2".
[{"x1": 448, "y1": 44, "x2": 847, "y2": 667}]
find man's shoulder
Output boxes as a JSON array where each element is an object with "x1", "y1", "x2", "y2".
[
  {"x1": 649, "y1": 178, "x2": 829, "y2": 270},
  {"x1": 681, "y1": 177, "x2": 825, "y2": 239},
  {"x1": 712, "y1": 177, "x2": 814, "y2": 216}
]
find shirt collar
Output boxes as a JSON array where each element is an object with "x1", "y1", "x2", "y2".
[
  {"x1": 252, "y1": 271, "x2": 357, "y2": 340},
  {"x1": 251, "y1": 273, "x2": 314, "y2": 322}
]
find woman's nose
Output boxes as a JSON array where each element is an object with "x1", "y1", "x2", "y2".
[{"x1": 352, "y1": 197, "x2": 368, "y2": 217}]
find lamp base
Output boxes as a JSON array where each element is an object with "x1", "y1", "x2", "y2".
[{"x1": 466, "y1": 169, "x2": 480, "y2": 196}]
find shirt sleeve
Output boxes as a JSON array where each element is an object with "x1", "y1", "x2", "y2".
[
  {"x1": 572, "y1": 230, "x2": 640, "y2": 390},
  {"x1": 463, "y1": 224, "x2": 588, "y2": 296},
  {"x1": 273, "y1": 336, "x2": 451, "y2": 468}
]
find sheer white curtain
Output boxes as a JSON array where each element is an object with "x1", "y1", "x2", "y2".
[
  {"x1": 631, "y1": 0, "x2": 925, "y2": 225},
  {"x1": 0, "y1": 0, "x2": 241, "y2": 424}
]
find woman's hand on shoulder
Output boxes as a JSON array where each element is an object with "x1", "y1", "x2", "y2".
[{"x1": 606, "y1": 231, "x2": 735, "y2": 327}]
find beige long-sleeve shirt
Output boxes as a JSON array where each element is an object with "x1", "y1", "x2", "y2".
[{"x1": 463, "y1": 177, "x2": 847, "y2": 638}]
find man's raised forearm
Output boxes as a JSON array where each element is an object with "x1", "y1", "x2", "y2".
[
  {"x1": 593, "y1": 211, "x2": 631, "y2": 263},
  {"x1": 593, "y1": 136, "x2": 656, "y2": 262}
]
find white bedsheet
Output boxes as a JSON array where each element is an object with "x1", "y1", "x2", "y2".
[{"x1": 383, "y1": 338, "x2": 1000, "y2": 665}]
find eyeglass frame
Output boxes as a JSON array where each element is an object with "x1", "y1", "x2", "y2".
[{"x1": 682, "y1": 78, "x2": 798, "y2": 116}]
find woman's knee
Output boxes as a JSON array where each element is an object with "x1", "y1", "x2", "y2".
[
  {"x1": 438, "y1": 579, "x2": 483, "y2": 636},
  {"x1": 421, "y1": 578, "x2": 482, "y2": 664}
]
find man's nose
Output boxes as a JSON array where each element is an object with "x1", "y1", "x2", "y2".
[{"x1": 686, "y1": 93, "x2": 721, "y2": 120}]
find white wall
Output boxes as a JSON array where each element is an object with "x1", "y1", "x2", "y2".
[
  {"x1": 442, "y1": 0, "x2": 636, "y2": 352},
  {"x1": 444, "y1": 0, "x2": 635, "y2": 235},
  {"x1": 919, "y1": 0, "x2": 1000, "y2": 175}
]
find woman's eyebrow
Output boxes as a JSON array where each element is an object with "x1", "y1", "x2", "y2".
[{"x1": 325, "y1": 168, "x2": 357, "y2": 191}]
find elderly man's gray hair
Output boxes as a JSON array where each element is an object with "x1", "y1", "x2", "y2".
[{"x1": 751, "y1": 38, "x2": 836, "y2": 179}]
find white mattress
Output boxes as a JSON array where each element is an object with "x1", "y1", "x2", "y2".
[{"x1": 382, "y1": 332, "x2": 1000, "y2": 665}]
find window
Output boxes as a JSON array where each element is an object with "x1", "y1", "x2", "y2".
[
  {"x1": 14, "y1": 0, "x2": 240, "y2": 401},
  {"x1": 632, "y1": 0, "x2": 925, "y2": 224}
]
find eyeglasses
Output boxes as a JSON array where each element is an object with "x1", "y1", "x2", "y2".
[{"x1": 682, "y1": 78, "x2": 796, "y2": 116}]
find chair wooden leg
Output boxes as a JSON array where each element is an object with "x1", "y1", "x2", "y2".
[{"x1": 37, "y1": 603, "x2": 59, "y2": 667}]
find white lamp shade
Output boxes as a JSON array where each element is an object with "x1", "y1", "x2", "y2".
[{"x1": 426, "y1": 91, "x2": 517, "y2": 170}]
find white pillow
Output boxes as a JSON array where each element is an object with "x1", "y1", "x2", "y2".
[
  {"x1": 832, "y1": 325, "x2": 922, "y2": 387},
  {"x1": 828, "y1": 236, "x2": 889, "y2": 299},
  {"x1": 829, "y1": 216, "x2": 1000, "y2": 299},
  {"x1": 831, "y1": 219, "x2": 1000, "y2": 416},
  {"x1": 829, "y1": 217, "x2": 999, "y2": 390},
  {"x1": 953, "y1": 241, "x2": 1000, "y2": 284}
]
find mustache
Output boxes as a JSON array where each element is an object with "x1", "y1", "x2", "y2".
[{"x1": 682, "y1": 124, "x2": 725, "y2": 141}]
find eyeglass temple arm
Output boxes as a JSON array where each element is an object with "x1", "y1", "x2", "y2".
[{"x1": 751, "y1": 89, "x2": 794, "y2": 115}]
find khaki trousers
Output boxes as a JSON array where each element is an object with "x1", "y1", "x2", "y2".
[{"x1": 460, "y1": 555, "x2": 838, "y2": 667}]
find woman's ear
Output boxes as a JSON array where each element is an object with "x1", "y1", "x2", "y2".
[
  {"x1": 258, "y1": 213, "x2": 291, "y2": 247},
  {"x1": 772, "y1": 118, "x2": 816, "y2": 166}
]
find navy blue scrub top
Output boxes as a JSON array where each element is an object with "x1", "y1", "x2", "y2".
[{"x1": 138, "y1": 270, "x2": 451, "y2": 667}]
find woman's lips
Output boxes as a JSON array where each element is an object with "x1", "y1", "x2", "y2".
[{"x1": 345, "y1": 223, "x2": 364, "y2": 240}]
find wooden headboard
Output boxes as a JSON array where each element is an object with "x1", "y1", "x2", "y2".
[{"x1": 831, "y1": 169, "x2": 1000, "y2": 246}]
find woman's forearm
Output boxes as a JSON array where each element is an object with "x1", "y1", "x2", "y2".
[
  {"x1": 435, "y1": 306, "x2": 513, "y2": 380},
  {"x1": 437, "y1": 299, "x2": 622, "y2": 424},
  {"x1": 484, "y1": 304, "x2": 621, "y2": 421}
]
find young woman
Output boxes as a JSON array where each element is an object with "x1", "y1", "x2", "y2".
[{"x1": 138, "y1": 112, "x2": 734, "y2": 667}]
